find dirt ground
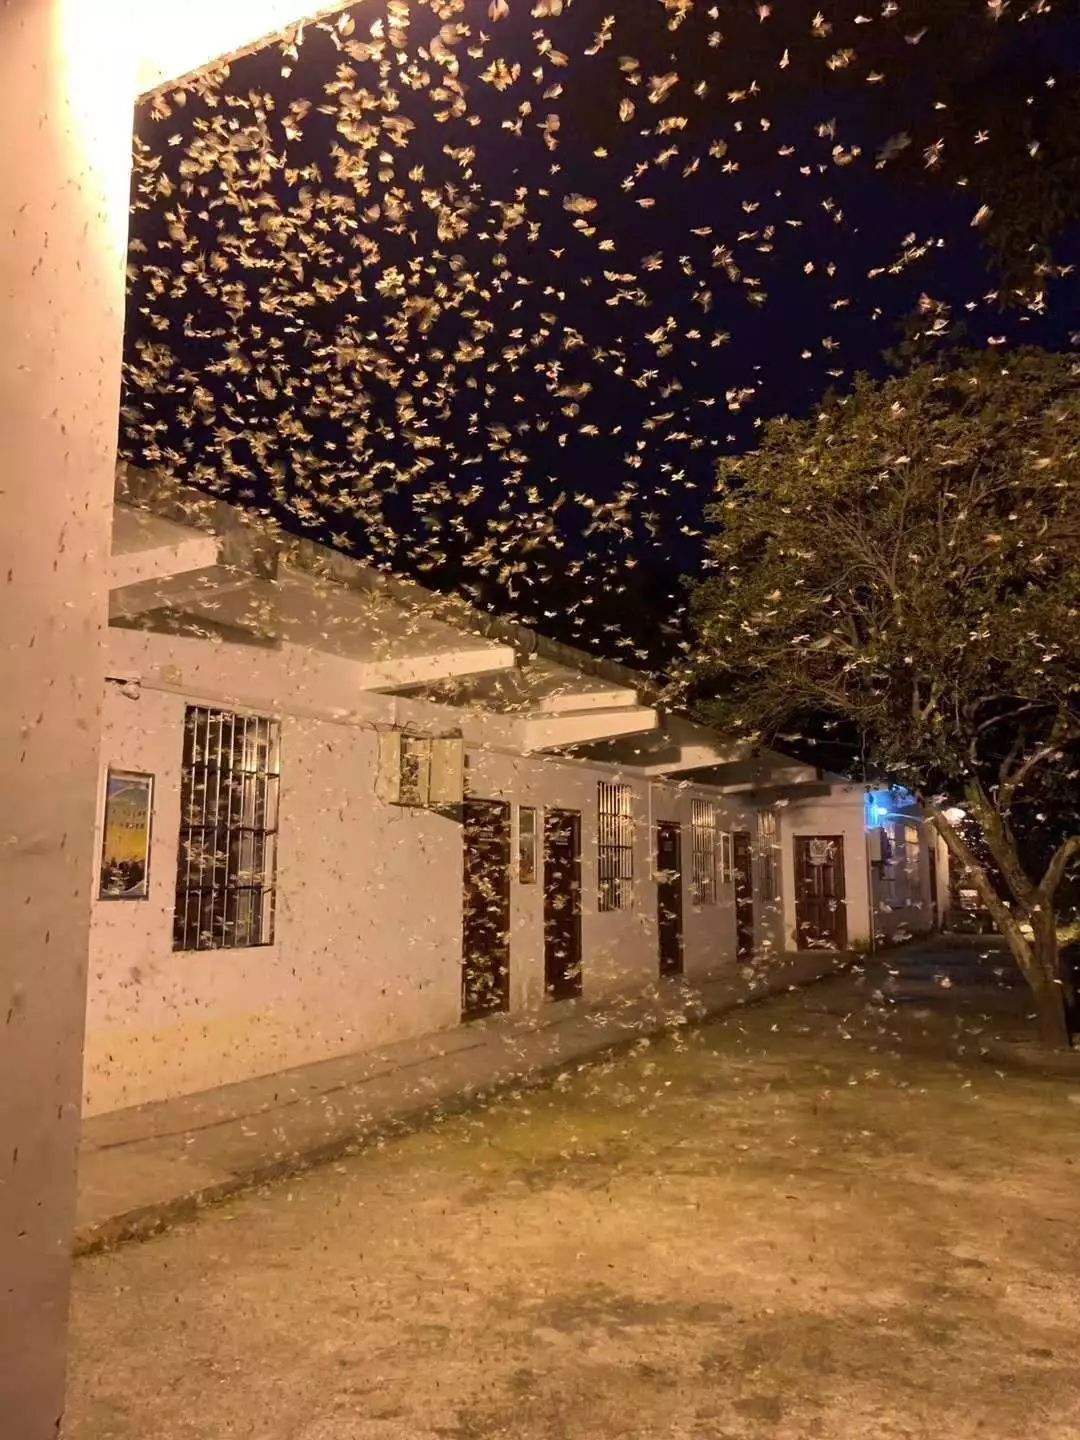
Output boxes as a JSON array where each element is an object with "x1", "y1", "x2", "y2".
[{"x1": 66, "y1": 941, "x2": 1080, "y2": 1440}]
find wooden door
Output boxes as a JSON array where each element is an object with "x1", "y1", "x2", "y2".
[
  {"x1": 656, "y1": 822, "x2": 683, "y2": 976},
  {"x1": 462, "y1": 799, "x2": 511, "y2": 1019},
  {"x1": 732, "y1": 830, "x2": 754, "y2": 959},
  {"x1": 544, "y1": 809, "x2": 582, "y2": 1000},
  {"x1": 794, "y1": 835, "x2": 848, "y2": 950}
]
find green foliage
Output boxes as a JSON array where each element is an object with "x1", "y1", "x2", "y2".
[
  {"x1": 691, "y1": 347, "x2": 1078, "y2": 830},
  {"x1": 691, "y1": 347, "x2": 1080, "y2": 1043}
]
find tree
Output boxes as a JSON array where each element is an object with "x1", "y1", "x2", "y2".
[{"x1": 689, "y1": 348, "x2": 1080, "y2": 1046}]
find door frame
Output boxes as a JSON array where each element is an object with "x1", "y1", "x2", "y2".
[
  {"x1": 793, "y1": 833, "x2": 848, "y2": 951},
  {"x1": 461, "y1": 797, "x2": 512, "y2": 1020},
  {"x1": 544, "y1": 807, "x2": 583, "y2": 1000},
  {"x1": 732, "y1": 829, "x2": 754, "y2": 959},
  {"x1": 656, "y1": 820, "x2": 684, "y2": 977}
]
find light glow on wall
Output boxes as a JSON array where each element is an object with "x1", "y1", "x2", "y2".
[
  {"x1": 56, "y1": 0, "x2": 138, "y2": 274},
  {"x1": 865, "y1": 791, "x2": 892, "y2": 831},
  {"x1": 134, "y1": 0, "x2": 352, "y2": 93},
  {"x1": 56, "y1": 0, "x2": 354, "y2": 272},
  {"x1": 865, "y1": 787, "x2": 918, "y2": 830}
]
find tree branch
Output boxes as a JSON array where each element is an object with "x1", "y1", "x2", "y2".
[
  {"x1": 998, "y1": 710, "x2": 1079, "y2": 813},
  {"x1": 926, "y1": 804, "x2": 1037, "y2": 979},
  {"x1": 1040, "y1": 834, "x2": 1080, "y2": 904},
  {"x1": 962, "y1": 777, "x2": 1039, "y2": 909}
]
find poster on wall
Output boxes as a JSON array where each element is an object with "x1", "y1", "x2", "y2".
[{"x1": 98, "y1": 770, "x2": 154, "y2": 900}]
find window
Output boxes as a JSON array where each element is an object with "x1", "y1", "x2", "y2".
[
  {"x1": 886, "y1": 821, "x2": 921, "y2": 904},
  {"x1": 691, "y1": 799, "x2": 719, "y2": 905},
  {"x1": 720, "y1": 829, "x2": 734, "y2": 886},
  {"x1": 597, "y1": 781, "x2": 634, "y2": 912},
  {"x1": 174, "y1": 706, "x2": 281, "y2": 951},
  {"x1": 757, "y1": 810, "x2": 779, "y2": 902},
  {"x1": 518, "y1": 805, "x2": 538, "y2": 884}
]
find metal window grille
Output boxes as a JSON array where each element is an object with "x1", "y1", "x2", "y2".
[
  {"x1": 174, "y1": 706, "x2": 281, "y2": 952},
  {"x1": 597, "y1": 781, "x2": 634, "y2": 912},
  {"x1": 691, "y1": 799, "x2": 719, "y2": 905},
  {"x1": 757, "y1": 810, "x2": 779, "y2": 902}
]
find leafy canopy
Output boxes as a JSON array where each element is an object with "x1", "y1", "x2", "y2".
[{"x1": 691, "y1": 348, "x2": 1079, "y2": 815}]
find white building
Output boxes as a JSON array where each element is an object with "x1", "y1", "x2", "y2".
[{"x1": 86, "y1": 470, "x2": 939, "y2": 1117}]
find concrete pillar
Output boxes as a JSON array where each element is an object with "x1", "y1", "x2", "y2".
[{"x1": 0, "y1": 3, "x2": 133, "y2": 1432}]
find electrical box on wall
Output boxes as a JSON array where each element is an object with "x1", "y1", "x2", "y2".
[
  {"x1": 429, "y1": 735, "x2": 465, "y2": 806},
  {"x1": 868, "y1": 826, "x2": 887, "y2": 863},
  {"x1": 376, "y1": 732, "x2": 464, "y2": 808}
]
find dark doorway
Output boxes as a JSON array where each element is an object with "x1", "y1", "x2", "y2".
[
  {"x1": 462, "y1": 799, "x2": 511, "y2": 1019},
  {"x1": 732, "y1": 830, "x2": 755, "y2": 959},
  {"x1": 927, "y1": 838, "x2": 939, "y2": 929},
  {"x1": 794, "y1": 835, "x2": 848, "y2": 950},
  {"x1": 544, "y1": 808, "x2": 582, "y2": 1000},
  {"x1": 656, "y1": 821, "x2": 683, "y2": 976}
]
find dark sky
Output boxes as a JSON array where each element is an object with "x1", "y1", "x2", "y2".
[{"x1": 121, "y1": 0, "x2": 1080, "y2": 673}]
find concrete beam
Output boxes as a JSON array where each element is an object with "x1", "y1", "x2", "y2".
[
  {"x1": 109, "y1": 505, "x2": 220, "y2": 591},
  {"x1": 535, "y1": 684, "x2": 640, "y2": 715},
  {"x1": 358, "y1": 645, "x2": 518, "y2": 691},
  {"x1": 108, "y1": 566, "x2": 265, "y2": 624},
  {"x1": 636, "y1": 743, "x2": 750, "y2": 777},
  {"x1": 698, "y1": 751, "x2": 822, "y2": 791},
  {"x1": 720, "y1": 782, "x2": 835, "y2": 804},
  {"x1": 110, "y1": 533, "x2": 219, "y2": 592},
  {"x1": 521, "y1": 706, "x2": 660, "y2": 753}
]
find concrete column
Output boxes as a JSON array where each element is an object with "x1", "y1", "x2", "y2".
[{"x1": 0, "y1": 3, "x2": 132, "y2": 1433}]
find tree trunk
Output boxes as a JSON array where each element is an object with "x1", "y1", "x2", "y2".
[
  {"x1": 927, "y1": 805, "x2": 1074, "y2": 1049},
  {"x1": 1030, "y1": 912, "x2": 1072, "y2": 1050},
  {"x1": 1031, "y1": 975, "x2": 1071, "y2": 1049}
]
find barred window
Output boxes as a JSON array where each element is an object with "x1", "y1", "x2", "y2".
[
  {"x1": 691, "y1": 799, "x2": 719, "y2": 905},
  {"x1": 757, "y1": 809, "x2": 779, "y2": 902},
  {"x1": 598, "y1": 781, "x2": 634, "y2": 912},
  {"x1": 174, "y1": 706, "x2": 281, "y2": 952}
]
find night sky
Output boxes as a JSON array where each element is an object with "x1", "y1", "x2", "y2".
[{"x1": 121, "y1": 0, "x2": 1080, "y2": 674}]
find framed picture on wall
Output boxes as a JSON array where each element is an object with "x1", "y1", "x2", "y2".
[{"x1": 98, "y1": 770, "x2": 154, "y2": 900}]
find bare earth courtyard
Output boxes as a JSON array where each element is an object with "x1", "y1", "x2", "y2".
[{"x1": 66, "y1": 943, "x2": 1080, "y2": 1440}]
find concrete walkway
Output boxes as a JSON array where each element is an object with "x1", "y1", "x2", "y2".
[
  {"x1": 67, "y1": 941, "x2": 1080, "y2": 1440},
  {"x1": 76, "y1": 951, "x2": 848, "y2": 1254}
]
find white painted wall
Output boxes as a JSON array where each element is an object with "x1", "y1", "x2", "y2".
[
  {"x1": 777, "y1": 787, "x2": 938, "y2": 953},
  {"x1": 85, "y1": 630, "x2": 766, "y2": 1115},
  {"x1": 0, "y1": 1, "x2": 133, "y2": 1424},
  {"x1": 86, "y1": 681, "x2": 465, "y2": 1115},
  {"x1": 778, "y1": 788, "x2": 873, "y2": 952}
]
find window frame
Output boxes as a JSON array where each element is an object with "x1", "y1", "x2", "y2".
[
  {"x1": 518, "y1": 804, "x2": 539, "y2": 884},
  {"x1": 719, "y1": 828, "x2": 734, "y2": 887},
  {"x1": 690, "y1": 798, "x2": 719, "y2": 906},
  {"x1": 597, "y1": 781, "x2": 634, "y2": 913},
  {"x1": 173, "y1": 705, "x2": 282, "y2": 953},
  {"x1": 757, "y1": 809, "x2": 779, "y2": 902}
]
